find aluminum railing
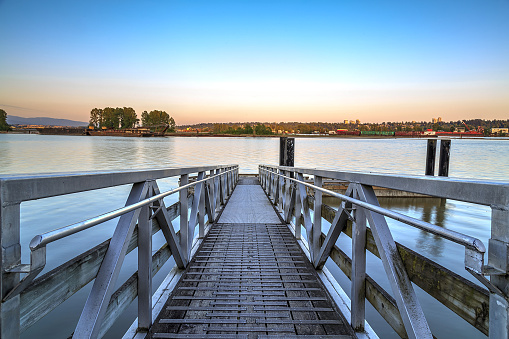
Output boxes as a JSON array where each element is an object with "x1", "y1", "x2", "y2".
[
  {"x1": 0, "y1": 165, "x2": 239, "y2": 338},
  {"x1": 259, "y1": 164, "x2": 509, "y2": 339}
]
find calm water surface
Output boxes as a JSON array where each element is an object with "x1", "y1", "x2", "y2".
[{"x1": 0, "y1": 134, "x2": 508, "y2": 338}]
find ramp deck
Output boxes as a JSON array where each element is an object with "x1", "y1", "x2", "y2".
[{"x1": 148, "y1": 178, "x2": 355, "y2": 338}]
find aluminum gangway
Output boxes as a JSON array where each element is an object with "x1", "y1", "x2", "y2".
[
  {"x1": 1, "y1": 164, "x2": 508, "y2": 338},
  {"x1": 147, "y1": 177, "x2": 355, "y2": 338}
]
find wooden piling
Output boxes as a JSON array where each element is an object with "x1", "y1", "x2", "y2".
[
  {"x1": 438, "y1": 139, "x2": 451, "y2": 177},
  {"x1": 279, "y1": 137, "x2": 294, "y2": 167},
  {"x1": 425, "y1": 139, "x2": 437, "y2": 176}
]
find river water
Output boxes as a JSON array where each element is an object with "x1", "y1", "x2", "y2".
[{"x1": 0, "y1": 134, "x2": 508, "y2": 338}]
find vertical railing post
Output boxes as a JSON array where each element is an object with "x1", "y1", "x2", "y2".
[
  {"x1": 425, "y1": 139, "x2": 437, "y2": 176},
  {"x1": 260, "y1": 167, "x2": 264, "y2": 189},
  {"x1": 282, "y1": 170, "x2": 288, "y2": 216},
  {"x1": 228, "y1": 167, "x2": 232, "y2": 193},
  {"x1": 198, "y1": 172, "x2": 206, "y2": 238},
  {"x1": 0, "y1": 202, "x2": 21, "y2": 339},
  {"x1": 273, "y1": 169, "x2": 277, "y2": 202},
  {"x1": 188, "y1": 172, "x2": 205, "y2": 247},
  {"x1": 223, "y1": 168, "x2": 228, "y2": 201},
  {"x1": 488, "y1": 205, "x2": 509, "y2": 338},
  {"x1": 233, "y1": 167, "x2": 236, "y2": 190},
  {"x1": 229, "y1": 166, "x2": 233, "y2": 195},
  {"x1": 267, "y1": 168, "x2": 270, "y2": 194},
  {"x1": 269, "y1": 169, "x2": 272, "y2": 199},
  {"x1": 138, "y1": 181, "x2": 152, "y2": 331},
  {"x1": 179, "y1": 174, "x2": 190, "y2": 261},
  {"x1": 223, "y1": 168, "x2": 227, "y2": 204},
  {"x1": 224, "y1": 167, "x2": 229, "y2": 199},
  {"x1": 219, "y1": 169, "x2": 225, "y2": 206},
  {"x1": 268, "y1": 171, "x2": 273, "y2": 200},
  {"x1": 209, "y1": 170, "x2": 216, "y2": 221},
  {"x1": 278, "y1": 170, "x2": 284, "y2": 212},
  {"x1": 312, "y1": 175, "x2": 323, "y2": 262},
  {"x1": 215, "y1": 169, "x2": 221, "y2": 210},
  {"x1": 274, "y1": 170, "x2": 280, "y2": 210},
  {"x1": 351, "y1": 188, "x2": 367, "y2": 331},
  {"x1": 294, "y1": 182, "x2": 302, "y2": 240},
  {"x1": 233, "y1": 167, "x2": 236, "y2": 186},
  {"x1": 263, "y1": 167, "x2": 267, "y2": 190},
  {"x1": 226, "y1": 167, "x2": 231, "y2": 196},
  {"x1": 283, "y1": 171, "x2": 293, "y2": 222}
]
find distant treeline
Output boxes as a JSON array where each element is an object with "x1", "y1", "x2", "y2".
[
  {"x1": 211, "y1": 123, "x2": 273, "y2": 135},
  {"x1": 181, "y1": 119, "x2": 509, "y2": 135},
  {"x1": 89, "y1": 107, "x2": 176, "y2": 131}
]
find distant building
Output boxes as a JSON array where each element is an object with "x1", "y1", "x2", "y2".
[
  {"x1": 328, "y1": 131, "x2": 336, "y2": 135},
  {"x1": 344, "y1": 120, "x2": 349, "y2": 124},
  {"x1": 349, "y1": 120, "x2": 355, "y2": 124},
  {"x1": 356, "y1": 119, "x2": 360, "y2": 124},
  {"x1": 432, "y1": 118, "x2": 437, "y2": 123},
  {"x1": 491, "y1": 128, "x2": 509, "y2": 134},
  {"x1": 456, "y1": 127, "x2": 466, "y2": 133},
  {"x1": 438, "y1": 117, "x2": 442, "y2": 122}
]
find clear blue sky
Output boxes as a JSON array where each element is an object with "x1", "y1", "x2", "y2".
[{"x1": 1, "y1": 0, "x2": 508, "y2": 124}]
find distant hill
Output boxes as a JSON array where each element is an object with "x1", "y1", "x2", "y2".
[{"x1": 6, "y1": 115, "x2": 88, "y2": 127}]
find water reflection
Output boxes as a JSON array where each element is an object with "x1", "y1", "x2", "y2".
[
  {"x1": 1, "y1": 135, "x2": 507, "y2": 180},
  {"x1": 381, "y1": 197, "x2": 448, "y2": 258},
  {"x1": 324, "y1": 196, "x2": 450, "y2": 258}
]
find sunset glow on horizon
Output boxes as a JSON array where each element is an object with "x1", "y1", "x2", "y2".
[{"x1": 1, "y1": 1, "x2": 508, "y2": 125}]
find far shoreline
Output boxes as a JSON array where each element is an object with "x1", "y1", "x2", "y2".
[{"x1": 3, "y1": 130, "x2": 501, "y2": 139}]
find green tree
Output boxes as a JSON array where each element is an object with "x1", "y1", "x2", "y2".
[
  {"x1": 101, "y1": 107, "x2": 120, "y2": 129},
  {"x1": 254, "y1": 124, "x2": 273, "y2": 135},
  {"x1": 168, "y1": 116, "x2": 176, "y2": 132},
  {"x1": 297, "y1": 124, "x2": 312, "y2": 134},
  {"x1": 89, "y1": 108, "x2": 103, "y2": 128},
  {"x1": 118, "y1": 107, "x2": 138, "y2": 128},
  {"x1": 213, "y1": 123, "x2": 226, "y2": 134},
  {"x1": 141, "y1": 111, "x2": 149, "y2": 126},
  {"x1": 244, "y1": 124, "x2": 253, "y2": 134},
  {"x1": 141, "y1": 110, "x2": 172, "y2": 127},
  {"x1": 0, "y1": 109, "x2": 11, "y2": 131}
]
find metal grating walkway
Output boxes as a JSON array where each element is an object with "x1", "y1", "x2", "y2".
[{"x1": 148, "y1": 179, "x2": 354, "y2": 338}]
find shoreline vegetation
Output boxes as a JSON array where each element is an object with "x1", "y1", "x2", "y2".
[
  {"x1": 1, "y1": 106, "x2": 507, "y2": 138},
  {"x1": 4, "y1": 128, "x2": 507, "y2": 139}
]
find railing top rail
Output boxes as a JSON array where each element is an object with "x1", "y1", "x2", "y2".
[
  {"x1": 260, "y1": 167, "x2": 486, "y2": 253},
  {"x1": 0, "y1": 165, "x2": 238, "y2": 204},
  {"x1": 29, "y1": 167, "x2": 238, "y2": 250},
  {"x1": 260, "y1": 164, "x2": 509, "y2": 206}
]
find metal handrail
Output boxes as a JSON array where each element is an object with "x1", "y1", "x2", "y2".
[
  {"x1": 259, "y1": 166, "x2": 486, "y2": 253},
  {"x1": 30, "y1": 167, "x2": 238, "y2": 250}
]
